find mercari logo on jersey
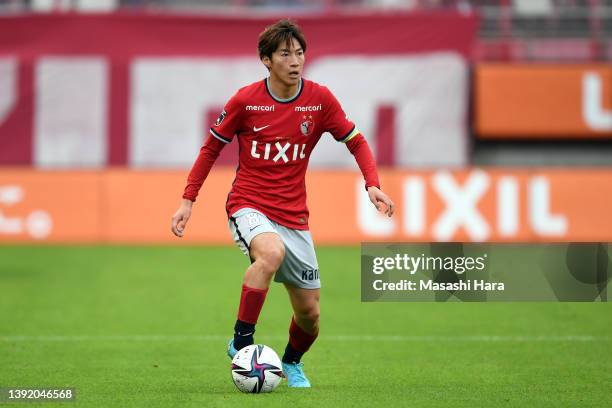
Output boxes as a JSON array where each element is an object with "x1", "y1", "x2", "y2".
[
  {"x1": 250, "y1": 141, "x2": 307, "y2": 163},
  {"x1": 245, "y1": 105, "x2": 275, "y2": 111},
  {"x1": 294, "y1": 104, "x2": 322, "y2": 112}
]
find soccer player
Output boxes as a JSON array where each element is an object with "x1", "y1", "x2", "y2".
[{"x1": 171, "y1": 19, "x2": 394, "y2": 388}]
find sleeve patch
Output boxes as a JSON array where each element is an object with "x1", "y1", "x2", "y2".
[{"x1": 214, "y1": 110, "x2": 227, "y2": 127}]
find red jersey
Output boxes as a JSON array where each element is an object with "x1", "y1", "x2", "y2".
[{"x1": 184, "y1": 77, "x2": 378, "y2": 230}]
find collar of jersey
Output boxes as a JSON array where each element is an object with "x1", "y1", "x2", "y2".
[{"x1": 264, "y1": 77, "x2": 303, "y2": 104}]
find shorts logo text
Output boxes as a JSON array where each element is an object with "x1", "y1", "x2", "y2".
[{"x1": 301, "y1": 269, "x2": 319, "y2": 281}]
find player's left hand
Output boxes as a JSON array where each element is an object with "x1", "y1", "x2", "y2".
[{"x1": 367, "y1": 186, "x2": 394, "y2": 217}]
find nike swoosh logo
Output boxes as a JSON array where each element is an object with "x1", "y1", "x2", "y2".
[
  {"x1": 249, "y1": 225, "x2": 261, "y2": 232},
  {"x1": 253, "y1": 125, "x2": 270, "y2": 132}
]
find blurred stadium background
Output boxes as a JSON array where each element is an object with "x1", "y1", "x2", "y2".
[
  {"x1": 0, "y1": 1, "x2": 611, "y2": 406},
  {"x1": 0, "y1": 0, "x2": 611, "y2": 243}
]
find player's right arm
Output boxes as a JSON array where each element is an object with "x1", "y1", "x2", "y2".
[
  {"x1": 171, "y1": 94, "x2": 244, "y2": 238},
  {"x1": 171, "y1": 198, "x2": 193, "y2": 238}
]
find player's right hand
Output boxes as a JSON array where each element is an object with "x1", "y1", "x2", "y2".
[{"x1": 171, "y1": 199, "x2": 193, "y2": 238}]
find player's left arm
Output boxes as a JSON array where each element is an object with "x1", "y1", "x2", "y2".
[
  {"x1": 344, "y1": 131, "x2": 395, "y2": 217},
  {"x1": 324, "y1": 87, "x2": 394, "y2": 217}
]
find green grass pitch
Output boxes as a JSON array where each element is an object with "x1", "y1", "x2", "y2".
[{"x1": 1, "y1": 245, "x2": 610, "y2": 407}]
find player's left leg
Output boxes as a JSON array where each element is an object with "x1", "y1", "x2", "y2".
[
  {"x1": 281, "y1": 284, "x2": 319, "y2": 388},
  {"x1": 262, "y1": 221, "x2": 319, "y2": 386}
]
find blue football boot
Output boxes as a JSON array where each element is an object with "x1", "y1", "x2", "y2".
[
  {"x1": 227, "y1": 339, "x2": 238, "y2": 359},
  {"x1": 282, "y1": 362, "x2": 311, "y2": 388}
]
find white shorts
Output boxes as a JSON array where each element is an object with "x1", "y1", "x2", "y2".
[{"x1": 228, "y1": 207, "x2": 320, "y2": 289}]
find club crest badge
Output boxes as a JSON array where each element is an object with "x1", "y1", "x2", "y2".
[
  {"x1": 215, "y1": 110, "x2": 227, "y2": 127},
  {"x1": 300, "y1": 115, "x2": 314, "y2": 136}
]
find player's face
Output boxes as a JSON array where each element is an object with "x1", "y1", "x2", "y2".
[{"x1": 267, "y1": 37, "x2": 304, "y2": 87}]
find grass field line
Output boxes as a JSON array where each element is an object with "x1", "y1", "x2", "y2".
[{"x1": 0, "y1": 334, "x2": 609, "y2": 342}]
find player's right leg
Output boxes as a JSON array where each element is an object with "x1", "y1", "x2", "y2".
[
  {"x1": 227, "y1": 209, "x2": 285, "y2": 358},
  {"x1": 229, "y1": 232, "x2": 284, "y2": 357}
]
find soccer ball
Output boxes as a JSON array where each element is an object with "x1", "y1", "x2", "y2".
[{"x1": 231, "y1": 344, "x2": 283, "y2": 393}]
